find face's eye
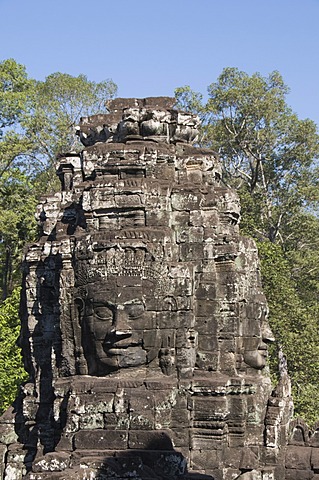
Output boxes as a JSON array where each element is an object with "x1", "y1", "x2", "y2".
[
  {"x1": 125, "y1": 301, "x2": 145, "y2": 319},
  {"x1": 93, "y1": 306, "x2": 113, "y2": 321}
]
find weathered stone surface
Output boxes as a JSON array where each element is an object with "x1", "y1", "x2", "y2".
[
  {"x1": 0, "y1": 97, "x2": 316, "y2": 479},
  {"x1": 33, "y1": 452, "x2": 71, "y2": 472},
  {"x1": 285, "y1": 446, "x2": 311, "y2": 470},
  {"x1": 285, "y1": 470, "x2": 314, "y2": 480}
]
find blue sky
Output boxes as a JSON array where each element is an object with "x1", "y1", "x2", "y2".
[{"x1": 1, "y1": 0, "x2": 319, "y2": 125}]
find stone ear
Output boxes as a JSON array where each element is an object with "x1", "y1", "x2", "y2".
[{"x1": 74, "y1": 297, "x2": 85, "y2": 315}]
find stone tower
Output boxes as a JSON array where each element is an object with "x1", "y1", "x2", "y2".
[{"x1": 1, "y1": 98, "x2": 314, "y2": 480}]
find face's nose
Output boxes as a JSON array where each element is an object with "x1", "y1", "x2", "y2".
[
  {"x1": 262, "y1": 323, "x2": 275, "y2": 344},
  {"x1": 113, "y1": 305, "x2": 131, "y2": 336}
]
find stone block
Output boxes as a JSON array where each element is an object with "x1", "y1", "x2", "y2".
[
  {"x1": 6, "y1": 446, "x2": 27, "y2": 465},
  {"x1": 0, "y1": 406, "x2": 16, "y2": 424},
  {"x1": 142, "y1": 449, "x2": 187, "y2": 477},
  {"x1": 74, "y1": 430, "x2": 128, "y2": 450},
  {"x1": 55, "y1": 433, "x2": 73, "y2": 452},
  {"x1": 86, "y1": 393, "x2": 115, "y2": 414},
  {"x1": 261, "y1": 468, "x2": 276, "y2": 480},
  {"x1": 176, "y1": 227, "x2": 204, "y2": 244},
  {"x1": 222, "y1": 447, "x2": 242, "y2": 468},
  {"x1": 222, "y1": 469, "x2": 242, "y2": 480},
  {"x1": 79, "y1": 412, "x2": 104, "y2": 430},
  {"x1": 195, "y1": 283, "x2": 217, "y2": 300},
  {"x1": 196, "y1": 300, "x2": 219, "y2": 317},
  {"x1": 285, "y1": 468, "x2": 314, "y2": 479},
  {"x1": 128, "y1": 430, "x2": 174, "y2": 450},
  {"x1": 285, "y1": 446, "x2": 311, "y2": 470},
  {"x1": 195, "y1": 317, "x2": 218, "y2": 335},
  {"x1": 65, "y1": 413, "x2": 79, "y2": 433},
  {"x1": 146, "y1": 209, "x2": 170, "y2": 226},
  {"x1": 190, "y1": 431, "x2": 227, "y2": 450},
  {"x1": 228, "y1": 434, "x2": 245, "y2": 448},
  {"x1": 311, "y1": 447, "x2": 319, "y2": 469},
  {"x1": 0, "y1": 423, "x2": 18, "y2": 445},
  {"x1": 154, "y1": 395, "x2": 174, "y2": 429},
  {"x1": 179, "y1": 243, "x2": 204, "y2": 261},
  {"x1": 170, "y1": 406, "x2": 190, "y2": 428},
  {"x1": 190, "y1": 448, "x2": 219, "y2": 470},
  {"x1": 4, "y1": 464, "x2": 26, "y2": 480},
  {"x1": 156, "y1": 311, "x2": 179, "y2": 328},
  {"x1": 239, "y1": 447, "x2": 260, "y2": 470},
  {"x1": 310, "y1": 430, "x2": 319, "y2": 447},
  {"x1": 130, "y1": 413, "x2": 154, "y2": 430},
  {"x1": 171, "y1": 191, "x2": 203, "y2": 211},
  {"x1": 0, "y1": 443, "x2": 7, "y2": 478},
  {"x1": 193, "y1": 396, "x2": 228, "y2": 422},
  {"x1": 171, "y1": 428, "x2": 189, "y2": 448},
  {"x1": 33, "y1": 452, "x2": 71, "y2": 472},
  {"x1": 195, "y1": 351, "x2": 219, "y2": 371},
  {"x1": 197, "y1": 334, "x2": 218, "y2": 351}
]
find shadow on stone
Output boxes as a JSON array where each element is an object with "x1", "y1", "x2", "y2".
[
  {"x1": 15, "y1": 252, "x2": 65, "y2": 471},
  {"x1": 93, "y1": 433, "x2": 214, "y2": 480}
]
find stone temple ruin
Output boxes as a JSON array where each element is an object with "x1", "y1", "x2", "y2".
[{"x1": 0, "y1": 97, "x2": 318, "y2": 479}]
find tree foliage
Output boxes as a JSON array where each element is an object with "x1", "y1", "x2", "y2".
[
  {"x1": 176, "y1": 69, "x2": 319, "y2": 424},
  {"x1": 0, "y1": 59, "x2": 33, "y2": 131},
  {"x1": 0, "y1": 59, "x2": 34, "y2": 178},
  {"x1": 258, "y1": 241, "x2": 319, "y2": 425},
  {"x1": 0, "y1": 287, "x2": 28, "y2": 413},
  {"x1": 23, "y1": 72, "x2": 117, "y2": 169},
  {"x1": 0, "y1": 170, "x2": 37, "y2": 299}
]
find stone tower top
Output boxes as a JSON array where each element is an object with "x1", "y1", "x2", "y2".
[{"x1": 76, "y1": 96, "x2": 200, "y2": 146}]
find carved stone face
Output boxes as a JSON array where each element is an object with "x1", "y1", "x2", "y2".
[
  {"x1": 243, "y1": 320, "x2": 275, "y2": 370},
  {"x1": 80, "y1": 277, "x2": 157, "y2": 375}
]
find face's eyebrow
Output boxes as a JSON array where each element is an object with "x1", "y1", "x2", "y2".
[
  {"x1": 123, "y1": 299, "x2": 145, "y2": 307},
  {"x1": 92, "y1": 300, "x2": 115, "y2": 308}
]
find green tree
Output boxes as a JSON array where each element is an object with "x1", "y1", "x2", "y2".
[
  {"x1": 0, "y1": 287, "x2": 28, "y2": 413},
  {"x1": 0, "y1": 59, "x2": 34, "y2": 177},
  {"x1": 0, "y1": 169, "x2": 37, "y2": 299},
  {"x1": 2, "y1": 60, "x2": 118, "y2": 187},
  {"x1": 258, "y1": 241, "x2": 319, "y2": 424},
  {"x1": 23, "y1": 72, "x2": 117, "y2": 170},
  {"x1": 0, "y1": 59, "x2": 33, "y2": 132}
]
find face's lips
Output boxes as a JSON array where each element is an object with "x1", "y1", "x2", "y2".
[
  {"x1": 106, "y1": 347, "x2": 141, "y2": 355},
  {"x1": 107, "y1": 342, "x2": 141, "y2": 349},
  {"x1": 103, "y1": 337, "x2": 142, "y2": 350},
  {"x1": 258, "y1": 342, "x2": 268, "y2": 351},
  {"x1": 96, "y1": 342, "x2": 143, "y2": 356},
  {"x1": 258, "y1": 347, "x2": 268, "y2": 359}
]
